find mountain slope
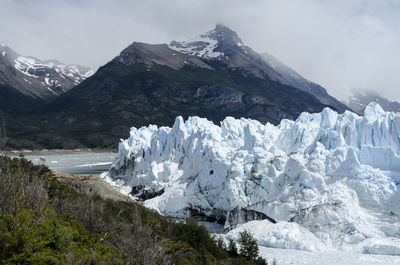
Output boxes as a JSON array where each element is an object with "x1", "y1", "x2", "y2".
[
  {"x1": 112, "y1": 42, "x2": 212, "y2": 70},
  {"x1": 261, "y1": 52, "x2": 347, "y2": 112},
  {"x1": 39, "y1": 60, "x2": 328, "y2": 148},
  {"x1": 169, "y1": 24, "x2": 348, "y2": 113},
  {"x1": 0, "y1": 44, "x2": 93, "y2": 99},
  {"x1": 30, "y1": 25, "x2": 341, "y2": 148},
  {"x1": 105, "y1": 102, "x2": 400, "y2": 255},
  {"x1": 348, "y1": 89, "x2": 400, "y2": 114},
  {"x1": 0, "y1": 44, "x2": 95, "y2": 148},
  {"x1": 5, "y1": 25, "x2": 349, "y2": 149},
  {"x1": 0, "y1": 55, "x2": 51, "y2": 99},
  {"x1": 0, "y1": 83, "x2": 43, "y2": 113}
]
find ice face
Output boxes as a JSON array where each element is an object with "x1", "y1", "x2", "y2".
[{"x1": 105, "y1": 103, "x2": 400, "y2": 253}]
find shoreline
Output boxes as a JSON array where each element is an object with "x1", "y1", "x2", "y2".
[{"x1": 5, "y1": 148, "x2": 117, "y2": 156}]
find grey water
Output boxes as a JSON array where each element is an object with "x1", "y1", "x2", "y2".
[{"x1": 12, "y1": 152, "x2": 117, "y2": 176}]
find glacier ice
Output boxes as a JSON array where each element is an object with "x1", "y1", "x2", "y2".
[
  {"x1": 104, "y1": 102, "x2": 400, "y2": 254},
  {"x1": 225, "y1": 220, "x2": 326, "y2": 251}
]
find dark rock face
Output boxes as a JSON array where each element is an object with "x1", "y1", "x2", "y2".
[
  {"x1": 109, "y1": 156, "x2": 136, "y2": 178},
  {"x1": 187, "y1": 205, "x2": 227, "y2": 225},
  {"x1": 130, "y1": 185, "x2": 165, "y2": 201},
  {"x1": 226, "y1": 206, "x2": 277, "y2": 230}
]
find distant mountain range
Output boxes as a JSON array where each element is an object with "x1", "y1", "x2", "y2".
[
  {"x1": 1, "y1": 25, "x2": 350, "y2": 149},
  {"x1": 0, "y1": 44, "x2": 93, "y2": 99},
  {"x1": 348, "y1": 89, "x2": 400, "y2": 114}
]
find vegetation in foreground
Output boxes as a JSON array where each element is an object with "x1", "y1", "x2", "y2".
[{"x1": 0, "y1": 156, "x2": 268, "y2": 264}]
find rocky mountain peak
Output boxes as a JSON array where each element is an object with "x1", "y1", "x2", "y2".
[
  {"x1": 166, "y1": 25, "x2": 348, "y2": 113},
  {"x1": 211, "y1": 23, "x2": 244, "y2": 45},
  {"x1": 213, "y1": 24, "x2": 243, "y2": 43},
  {"x1": 168, "y1": 24, "x2": 247, "y2": 59},
  {"x1": 0, "y1": 44, "x2": 20, "y2": 62}
]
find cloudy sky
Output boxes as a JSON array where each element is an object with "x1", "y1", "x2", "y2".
[{"x1": 1, "y1": 0, "x2": 400, "y2": 101}]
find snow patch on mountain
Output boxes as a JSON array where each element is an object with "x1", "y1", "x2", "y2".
[
  {"x1": 14, "y1": 57, "x2": 39, "y2": 78},
  {"x1": 14, "y1": 56, "x2": 94, "y2": 85},
  {"x1": 168, "y1": 25, "x2": 250, "y2": 59},
  {"x1": 169, "y1": 30, "x2": 224, "y2": 59},
  {"x1": 0, "y1": 44, "x2": 93, "y2": 96},
  {"x1": 104, "y1": 102, "x2": 400, "y2": 255}
]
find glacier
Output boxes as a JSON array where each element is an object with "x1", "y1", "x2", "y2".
[{"x1": 103, "y1": 102, "x2": 400, "y2": 254}]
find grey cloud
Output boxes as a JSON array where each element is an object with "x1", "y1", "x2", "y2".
[{"x1": 1, "y1": 0, "x2": 399, "y2": 101}]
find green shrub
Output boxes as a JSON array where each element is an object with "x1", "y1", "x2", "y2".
[
  {"x1": 227, "y1": 238, "x2": 238, "y2": 256},
  {"x1": 239, "y1": 230, "x2": 259, "y2": 260},
  {"x1": 0, "y1": 156, "x2": 270, "y2": 264}
]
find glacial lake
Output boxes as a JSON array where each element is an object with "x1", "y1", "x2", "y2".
[{"x1": 11, "y1": 151, "x2": 117, "y2": 176}]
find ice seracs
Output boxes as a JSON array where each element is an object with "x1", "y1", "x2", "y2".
[{"x1": 103, "y1": 103, "x2": 400, "y2": 255}]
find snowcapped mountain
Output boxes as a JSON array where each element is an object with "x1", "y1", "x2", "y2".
[
  {"x1": 348, "y1": 89, "x2": 400, "y2": 115},
  {"x1": 104, "y1": 103, "x2": 400, "y2": 255},
  {"x1": 169, "y1": 24, "x2": 348, "y2": 113},
  {"x1": 40, "y1": 25, "x2": 337, "y2": 149},
  {"x1": 168, "y1": 24, "x2": 238, "y2": 59},
  {"x1": 4, "y1": 25, "x2": 348, "y2": 149},
  {"x1": 0, "y1": 43, "x2": 93, "y2": 99},
  {"x1": 168, "y1": 24, "x2": 286, "y2": 80}
]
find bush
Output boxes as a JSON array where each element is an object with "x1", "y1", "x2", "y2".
[
  {"x1": 0, "y1": 156, "x2": 270, "y2": 264},
  {"x1": 0, "y1": 157, "x2": 125, "y2": 264}
]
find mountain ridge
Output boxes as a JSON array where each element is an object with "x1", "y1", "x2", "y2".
[
  {"x1": 0, "y1": 44, "x2": 93, "y2": 99},
  {"x1": 4, "y1": 25, "x2": 349, "y2": 149},
  {"x1": 168, "y1": 24, "x2": 348, "y2": 113}
]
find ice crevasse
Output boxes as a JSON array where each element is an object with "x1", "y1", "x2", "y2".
[{"x1": 103, "y1": 102, "x2": 400, "y2": 254}]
